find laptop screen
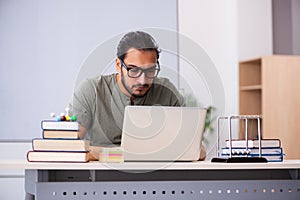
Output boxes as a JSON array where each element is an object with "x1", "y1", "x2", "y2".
[{"x1": 121, "y1": 106, "x2": 206, "y2": 161}]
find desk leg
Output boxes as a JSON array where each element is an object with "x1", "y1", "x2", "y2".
[
  {"x1": 25, "y1": 170, "x2": 37, "y2": 197},
  {"x1": 25, "y1": 169, "x2": 48, "y2": 200},
  {"x1": 25, "y1": 193, "x2": 34, "y2": 200}
]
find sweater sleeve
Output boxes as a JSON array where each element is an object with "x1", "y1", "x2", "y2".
[{"x1": 68, "y1": 78, "x2": 97, "y2": 130}]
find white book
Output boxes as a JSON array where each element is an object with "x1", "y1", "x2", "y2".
[
  {"x1": 41, "y1": 120, "x2": 79, "y2": 131},
  {"x1": 43, "y1": 130, "x2": 79, "y2": 139},
  {"x1": 27, "y1": 151, "x2": 88, "y2": 162},
  {"x1": 225, "y1": 139, "x2": 281, "y2": 148},
  {"x1": 32, "y1": 138, "x2": 89, "y2": 151}
]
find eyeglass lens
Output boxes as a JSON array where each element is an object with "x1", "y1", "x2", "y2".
[{"x1": 121, "y1": 60, "x2": 160, "y2": 78}]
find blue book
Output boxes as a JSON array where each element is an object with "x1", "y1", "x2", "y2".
[{"x1": 221, "y1": 147, "x2": 283, "y2": 155}]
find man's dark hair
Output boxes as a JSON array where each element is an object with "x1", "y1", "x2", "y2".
[{"x1": 117, "y1": 31, "x2": 160, "y2": 61}]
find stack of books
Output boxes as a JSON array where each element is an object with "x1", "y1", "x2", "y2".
[
  {"x1": 27, "y1": 120, "x2": 89, "y2": 162},
  {"x1": 221, "y1": 139, "x2": 284, "y2": 162}
]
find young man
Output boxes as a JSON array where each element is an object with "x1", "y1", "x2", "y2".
[{"x1": 69, "y1": 31, "x2": 206, "y2": 160}]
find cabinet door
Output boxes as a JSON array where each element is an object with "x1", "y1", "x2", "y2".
[{"x1": 262, "y1": 56, "x2": 300, "y2": 159}]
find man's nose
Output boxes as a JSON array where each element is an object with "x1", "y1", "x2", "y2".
[{"x1": 136, "y1": 72, "x2": 147, "y2": 84}]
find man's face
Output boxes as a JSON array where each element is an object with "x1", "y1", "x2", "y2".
[{"x1": 116, "y1": 49, "x2": 158, "y2": 98}]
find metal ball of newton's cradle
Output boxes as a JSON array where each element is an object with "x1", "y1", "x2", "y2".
[{"x1": 50, "y1": 108, "x2": 77, "y2": 122}]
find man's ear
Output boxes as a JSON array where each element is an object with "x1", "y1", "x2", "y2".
[{"x1": 116, "y1": 58, "x2": 121, "y2": 73}]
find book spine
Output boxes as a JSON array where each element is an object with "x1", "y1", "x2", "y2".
[
  {"x1": 221, "y1": 147, "x2": 282, "y2": 155},
  {"x1": 27, "y1": 151, "x2": 89, "y2": 163},
  {"x1": 220, "y1": 154, "x2": 283, "y2": 162},
  {"x1": 41, "y1": 120, "x2": 79, "y2": 131},
  {"x1": 31, "y1": 150, "x2": 89, "y2": 153},
  {"x1": 32, "y1": 138, "x2": 89, "y2": 152},
  {"x1": 221, "y1": 152, "x2": 283, "y2": 157},
  {"x1": 225, "y1": 139, "x2": 281, "y2": 148},
  {"x1": 42, "y1": 130, "x2": 79, "y2": 139},
  {"x1": 26, "y1": 151, "x2": 31, "y2": 162}
]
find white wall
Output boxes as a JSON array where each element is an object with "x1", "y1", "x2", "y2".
[
  {"x1": 178, "y1": 0, "x2": 273, "y2": 158},
  {"x1": 0, "y1": 142, "x2": 32, "y2": 200},
  {"x1": 237, "y1": 0, "x2": 273, "y2": 61},
  {"x1": 178, "y1": 0, "x2": 239, "y2": 158},
  {"x1": 178, "y1": 0, "x2": 239, "y2": 114},
  {"x1": 0, "y1": 0, "x2": 178, "y2": 140},
  {"x1": 178, "y1": 0, "x2": 273, "y2": 115}
]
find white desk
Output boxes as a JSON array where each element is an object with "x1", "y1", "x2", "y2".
[{"x1": 1, "y1": 160, "x2": 300, "y2": 200}]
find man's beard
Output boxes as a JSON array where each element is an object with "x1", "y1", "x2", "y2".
[{"x1": 120, "y1": 72, "x2": 150, "y2": 98}]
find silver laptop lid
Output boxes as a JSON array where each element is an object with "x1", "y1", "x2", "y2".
[{"x1": 121, "y1": 106, "x2": 206, "y2": 161}]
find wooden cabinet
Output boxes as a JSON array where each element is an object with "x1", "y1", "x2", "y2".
[{"x1": 239, "y1": 55, "x2": 300, "y2": 159}]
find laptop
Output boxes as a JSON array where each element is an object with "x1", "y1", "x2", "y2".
[{"x1": 121, "y1": 106, "x2": 207, "y2": 161}]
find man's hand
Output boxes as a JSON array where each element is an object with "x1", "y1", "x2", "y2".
[
  {"x1": 78, "y1": 124, "x2": 87, "y2": 139},
  {"x1": 87, "y1": 146, "x2": 102, "y2": 161},
  {"x1": 77, "y1": 125, "x2": 100, "y2": 161},
  {"x1": 199, "y1": 143, "x2": 206, "y2": 161}
]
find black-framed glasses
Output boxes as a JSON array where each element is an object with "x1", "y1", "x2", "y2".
[{"x1": 120, "y1": 59, "x2": 160, "y2": 78}]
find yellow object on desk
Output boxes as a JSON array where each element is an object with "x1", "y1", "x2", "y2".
[{"x1": 99, "y1": 147, "x2": 124, "y2": 163}]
